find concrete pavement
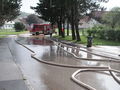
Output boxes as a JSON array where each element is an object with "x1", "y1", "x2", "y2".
[
  {"x1": 0, "y1": 36, "x2": 120, "y2": 90},
  {"x1": 0, "y1": 38, "x2": 28, "y2": 90},
  {"x1": 90, "y1": 45, "x2": 120, "y2": 60}
]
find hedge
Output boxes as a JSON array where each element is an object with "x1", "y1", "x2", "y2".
[{"x1": 86, "y1": 26, "x2": 120, "y2": 41}]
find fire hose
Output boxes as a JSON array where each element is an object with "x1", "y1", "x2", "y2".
[{"x1": 15, "y1": 39, "x2": 120, "y2": 90}]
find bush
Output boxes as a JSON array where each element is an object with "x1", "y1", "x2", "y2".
[
  {"x1": 14, "y1": 22, "x2": 25, "y2": 32},
  {"x1": 86, "y1": 25, "x2": 120, "y2": 41},
  {"x1": 86, "y1": 25, "x2": 105, "y2": 37},
  {"x1": 105, "y1": 30, "x2": 116, "y2": 40},
  {"x1": 115, "y1": 30, "x2": 120, "y2": 41},
  {"x1": 87, "y1": 29, "x2": 92, "y2": 36},
  {"x1": 97, "y1": 29, "x2": 106, "y2": 39}
]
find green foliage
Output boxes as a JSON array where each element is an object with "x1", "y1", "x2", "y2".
[
  {"x1": 86, "y1": 25, "x2": 105, "y2": 37},
  {"x1": 97, "y1": 29, "x2": 106, "y2": 39},
  {"x1": 14, "y1": 22, "x2": 25, "y2": 32},
  {"x1": 32, "y1": 0, "x2": 106, "y2": 40},
  {"x1": 86, "y1": 25, "x2": 120, "y2": 41},
  {"x1": 53, "y1": 35, "x2": 120, "y2": 46},
  {"x1": 114, "y1": 30, "x2": 120, "y2": 41},
  {"x1": 102, "y1": 7, "x2": 120, "y2": 28},
  {"x1": 0, "y1": 0, "x2": 21, "y2": 26},
  {"x1": 105, "y1": 30, "x2": 115, "y2": 40}
]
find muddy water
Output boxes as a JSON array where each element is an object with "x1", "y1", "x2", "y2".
[{"x1": 11, "y1": 36, "x2": 120, "y2": 90}]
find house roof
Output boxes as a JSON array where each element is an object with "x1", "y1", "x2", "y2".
[
  {"x1": 79, "y1": 16, "x2": 91, "y2": 23},
  {"x1": 79, "y1": 11, "x2": 108, "y2": 23}
]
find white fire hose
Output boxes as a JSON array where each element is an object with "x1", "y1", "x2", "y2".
[{"x1": 15, "y1": 39, "x2": 120, "y2": 90}]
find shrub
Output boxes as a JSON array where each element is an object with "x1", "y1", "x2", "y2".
[
  {"x1": 14, "y1": 22, "x2": 25, "y2": 32},
  {"x1": 115, "y1": 30, "x2": 120, "y2": 41},
  {"x1": 97, "y1": 29, "x2": 106, "y2": 39},
  {"x1": 105, "y1": 30, "x2": 116, "y2": 40},
  {"x1": 87, "y1": 29, "x2": 92, "y2": 36},
  {"x1": 86, "y1": 25, "x2": 120, "y2": 42}
]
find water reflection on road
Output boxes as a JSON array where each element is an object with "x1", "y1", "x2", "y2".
[
  {"x1": 10, "y1": 36, "x2": 120, "y2": 90},
  {"x1": 17, "y1": 36, "x2": 108, "y2": 67}
]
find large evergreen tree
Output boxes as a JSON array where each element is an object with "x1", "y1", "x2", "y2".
[
  {"x1": 0, "y1": 0, "x2": 21, "y2": 26},
  {"x1": 32, "y1": 0, "x2": 107, "y2": 41}
]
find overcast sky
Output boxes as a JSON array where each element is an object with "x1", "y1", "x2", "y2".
[
  {"x1": 20, "y1": 0, "x2": 120, "y2": 13},
  {"x1": 20, "y1": 0, "x2": 39, "y2": 13}
]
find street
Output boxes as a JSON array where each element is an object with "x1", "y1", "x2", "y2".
[{"x1": 2, "y1": 34, "x2": 120, "y2": 90}]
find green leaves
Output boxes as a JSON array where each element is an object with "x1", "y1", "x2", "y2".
[
  {"x1": 102, "y1": 7, "x2": 120, "y2": 28},
  {"x1": 32, "y1": 0, "x2": 106, "y2": 41},
  {"x1": 0, "y1": 0, "x2": 21, "y2": 26},
  {"x1": 14, "y1": 22, "x2": 25, "y2": 32}
]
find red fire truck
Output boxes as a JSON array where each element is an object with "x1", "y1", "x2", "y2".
[{"x1": 30, "y1": 24, "x2": 52, "y2": 35}]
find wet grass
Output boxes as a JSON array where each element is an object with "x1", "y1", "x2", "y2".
[
  {"x1": 53, "y1": 35, "x2": 120, "y2": 46},
  {"x1": 93, "y1": 38, "x2": 120, "y2": 46}
]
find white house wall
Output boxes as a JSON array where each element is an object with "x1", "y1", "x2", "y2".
[{"x1": 0, "y1": 21, "x2": 15, "y2": 29}]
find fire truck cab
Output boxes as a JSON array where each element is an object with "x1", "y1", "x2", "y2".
[{"x1": 30, "y1": 24, "x2": 51, "y2": 35}]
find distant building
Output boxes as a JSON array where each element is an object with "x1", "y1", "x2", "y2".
[
  {"x1": 79, "y1": 11, "x2": 108, "y2": 29},
  {"x1": 0, "y1": 21, "x2": 15, "y2": 29},
  {"x1": 79, "y1": 16, "x2": 100, "y2": 29}
]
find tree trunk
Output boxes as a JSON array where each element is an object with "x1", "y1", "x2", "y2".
[
  {"x1": 74, "y1": 1, "x2": 81, "y2": 41},
  {"x1": 67, "y1": 19, "x2": 69, "y2": 36},
  {"x1": 71, "y1": 22, "x2": 76, "y2": 40},
  {"x1": 59, "y1": 20, "x2": 62, "y2": 36},
  {"x1": 62, "y1": 21, "x2": 65, "y2": 38},
  {"x1": 57, "y1": 22, "x2": 60, "y2": 36},
  {"x1": 57, "y1": 21, "x2": 62, "y2": 36},
  {"x1": 71, "y1": 7, "x2": 76, "y2": 40},
  {"x1": 75, "y1": 21, "x2": 81, "y2": 41}
]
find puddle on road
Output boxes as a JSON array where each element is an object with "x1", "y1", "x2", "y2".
[
  {"x1": 15, "y1": 36, "x2": 120, "y2": 90},
  {"x1": 16, "y1": 36, "x2": 108, "y2": 67},
  {"x1": 29, "y1": 45, "x2": 107, "y2": 67},
  {"x1": 16, "y1": 36, "x2": 54, "y2": 45},
  {"x1": 76, "y1": 71, "x2": 120, "y2": 90}
]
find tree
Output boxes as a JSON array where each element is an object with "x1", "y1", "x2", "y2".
[
  {"x1": 14, "y1": 22, "x2": 25, "y2": 32},
  {"x1": 102, "y1": 7, "x2": 120, "y2": 28},
  {"x1": 25, "y1": 14, "x2": 44, "y2": 25},
  {"x1": 0, "y1": 0, "x2": 21, "y2": 26},
  {"x1": 32, "y1": 0, "x2": 106, "y2": 41},
  {"x1": 31, "y1": 0, "x2": 67, "y2": 37}
]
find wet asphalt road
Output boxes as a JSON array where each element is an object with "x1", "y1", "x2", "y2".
[
  {"x1": 7, "y1": 35, "x2": 120, "y2": 90},
  {"x1": 0, "y1": 37, "x2": 28, "y2": 90}
]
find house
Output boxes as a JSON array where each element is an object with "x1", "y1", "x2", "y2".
[
  {"x1": 0, "y1": 21, "x2": 15, "y2": 29},
  {"x1": 79, "y1": 16, "x2": 100, "y2": 29},
  {"x1": 79, "y1": 11, "x2": 108, "y2": 29}
]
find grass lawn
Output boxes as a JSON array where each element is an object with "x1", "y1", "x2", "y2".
[
  {"x1": 93, "y1": 38, "x2": 120, "y2": 46},
  {"x1": 0, "y1": 30, "x2": 28, "y2": 35},
  {"x1": 0, "y1": 29, "x2": 29, "y2": 38},
  {"x1": 0, "y1": 31, "x2": 28, "y2": 35},
  {"x1": 53, "y1": 35, "x2": 120, "y2": 46}
]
